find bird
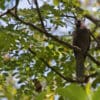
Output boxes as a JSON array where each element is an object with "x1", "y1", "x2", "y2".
[
  {"x1": 73, "y1": 20, "x2": 91, "y2": 82},
  {"x1": 33, "y1": 79, "x2": 42, "y2": 92}
]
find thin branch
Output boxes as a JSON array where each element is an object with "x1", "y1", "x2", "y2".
[
  {"x1": 8, "y1": 11, "x2": 100, "y2": 66},
  {"x1": 0, "y1": 9, "x2": 12, "y2": 17},
  {"x1": 29, "y1": 48, "x2": 96, "y2": 83},
  {"x1": 87, "y1": 53, "x2": 100, "y2": 66},
  {"x1": 85, "y1": 14, "x2": 100, "y2": 27},
  {"x1": 28, "y1": 48, "x2": 76, "y2": 82},
  {"x1": 34, "y1": 0, "x2": 46, "y2": 31},
  {"x1": 27, "y1": 0, "x2": 31, "y2": 5},
  {"x1": 84, "y1": 72, "x2": 98, "y2": 83},
  {"x1": 0, "y1": 0, "x2": 19, "y2": 18},
  {"x1": 0, "y1": 1, "x2": 99, "y2": 83},
  {"x1": 14, "y1": 0, "x2": 20, "y2": 14},
  {"x1": 76, "y1": 7, "x2": 100, "y2": 27},
  {"x1": 9, "y1": 11, "x2": 80, "y2": 51},
  {"x1": 0, "y1": 8, "x2": 98, "y2": 67},
  {"x1": 61, "y1": 0, "x2": 100, "y2": 26},
  {"x1": 90, "y1": 26, "x2": 98, "y2": 43}
]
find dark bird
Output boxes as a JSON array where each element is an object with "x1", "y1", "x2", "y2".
[
  {"x1": 73, "y1": 20, "x2": 91, "y2": 82},
  {"x1": 33, "y1": 79, "x2": 42, "y2": 92}
]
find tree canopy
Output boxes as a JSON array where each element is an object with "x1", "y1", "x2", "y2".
[{"x1": 0, "y1": 0, "x2": 100, "y2": 100}]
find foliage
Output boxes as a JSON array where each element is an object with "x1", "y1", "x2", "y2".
[{"x1": 0, "y1": 0, "x2": 100, "y2": 100}]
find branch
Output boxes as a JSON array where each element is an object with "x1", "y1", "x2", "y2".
[
  {"x1": 29, "y1": 48, "x2": 98, "y2": 83},
  {"x1": 87, "y1": 53, "x2": 100, "y2": 66},
  {"x1": 8, "y1": 11, "x2": 100, "y2": 66},
  {"x1": 0, "y1": 8, "x2": 13, "y2": 17},
  {"x1": 14, "y1": 0, "x2": 20, "y2": 14},
  {"x1": 76, "y1": 7, "x2": 100, "y2": 26},
  {"x1": 34, "y1": 0, "x2": 46, "y2": 31},
  {"x1": 8, "y1": 11, "x2": 80, "y2": 51},
  {"x1": 28, "y1": 48, "x2": 76, "y2": 82},
  {"x1": 0, "y1": 7, "x2": 98, "y2": 67},
  {"x1": 0, "y1": 8, "x2": 99, "y2": 82},
  {"x1": 85, "y1": 14, "x2": 100, "y2": 27},
  {"x1": 0, "y1": 0, "x2": 19, "y2": 18},
  {"x1": 90, "y1": 26, "x2": 98, "y2": 43}
]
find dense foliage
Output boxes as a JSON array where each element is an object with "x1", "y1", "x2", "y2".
[{"x1": 0, "y1": 0, "x2": 100, "y2": 100}]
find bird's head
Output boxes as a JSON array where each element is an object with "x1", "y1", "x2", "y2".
[
  {"x1": 75, "y1": 20, "x2": 81, "y2": 28},
  {"x1": 75, "y1": 19, "x2": 86, "y2": 29}
]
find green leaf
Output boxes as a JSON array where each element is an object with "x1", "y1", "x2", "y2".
[
  {"x1": 92, "y1": 87, "x2": 100, "y2": 100},
  {"x1": 35, "y1": 91, "x2": 46, "y2": 100},
  {"x1": 53, "y1": 0, "x2": 59, "y2": 6},
  {"x1": 0, "y1": 0, "x2": 5, "y2": 9},
  {"x1": 56, "y1": 84, "x2": 88, "y2": 100}
]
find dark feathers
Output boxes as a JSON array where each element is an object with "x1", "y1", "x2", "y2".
[{"x1": 73, "y1": 20, "x2": 91, "y2": 81}]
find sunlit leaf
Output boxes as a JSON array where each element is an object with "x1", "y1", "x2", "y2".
[
  {"x1": 92, "y1": 87, "x2": 100, "y2": 100},
  {"x1": 53, "y1": 0, "x2": 59, "y2": 6},
  {"x1": 56, "y1": 84, "x2": 88, "y2": 100}
]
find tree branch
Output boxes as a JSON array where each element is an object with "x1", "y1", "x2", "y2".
[
  {"x1": 34, "y1": 0, "x2": 46, "y2": 31},
  {"x1": 0, "y1": 0, "x2": 19, "y2": 18},
  {"x1": 0, "y1": 7, "x2": 99, "y2": 67},
  {"x1": 14, "y1": 0, "x2": 20, "y2": 14},
  {"x1": 0, "y1": 10, "x2": 9, "y2": 17},
  {"x1": 87, "y1": 53, "x2": 100, "y2": 66},
  {"x1": 8, "y1": 11, "x2": 80, "y2": 50},
  {"x1": 76, "y1": 7, "x2": 100, "y2": 27},
  {"x1": 0, "y1": 7, "x2": 99, "y2": 82},
  {"x1": 28, "y1": 48, "x2": 76, "y2": 82},
  {"x1": 85, "y1": 14, "x2": 100, "y2": 27},
  {"x1": 8, "y1": 11, "x2": 100, "y2": 66}
]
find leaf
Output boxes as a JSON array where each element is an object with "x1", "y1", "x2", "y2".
[
  {"x1": 85, "y1": 82, "x2": 92, "y2": 95},
  {"x1": 46, "y1": 92, "x2": 55, "y2": 100},
  {"x1": 92, "y1": 87, "x2": 100, "y2": 100},
  {"x1": 56, "y1": 84, "x2": 88, "y2": 100},
  {"x1": 53, "y1": 0, "x2": 59, "y2": 6},
  {"x1": 0, "y1": 0, "x2": 5, "y2": 9},
  {"x1": 35, "y1": 91, "x2": 46, "y2": 100}
]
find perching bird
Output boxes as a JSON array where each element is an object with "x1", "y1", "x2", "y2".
[
  {"x1": 73, "y1": 20, "x2": 91, "y2": 81},
  {"x1": 33, "y1": 79, "x2": 42, "y2": 92}
]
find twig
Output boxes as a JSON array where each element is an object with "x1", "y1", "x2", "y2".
[
  {"x1": 77, "y1": 8, "x2": 100, "y2": 27},
  {"x1": 0, "y1": 8, "x2": 99, "y2": 67},
  {"x1": 85, "y1": 14, "x2": 100, "y2": 27},
  {"x1": 8, "y1": 11, "x2": 100, "y2": 66},
  {"x1": 87, "y1": 53, "x2": 100, "y2": 66},
  {"x1": 27, "y1": 0, "x2": 31, "y2": 5},
  {"x1": 9, "y1": 11, "x2": 80, "y2": 50},
  {"x1": 88, "y1": 26, "x2": 99, "y2": 44},
  {"x1": 0, "y1": 10, "x2": 9, "y2": 17},
  {"x1": 61, "y1": 0, "x2": 100, "y2": 26},
  {"x1": 0, "y1": 0, "x2": 19, "y2": 18},
  {"x1": 0, "y1": 7, "x2": 99, "y2": 82},
  {"x1": 34, "y1": 0, "x2": 46, "y2": 31},
  {"x1": 28, "y1": 48, "x2": 76, "y2": 82},
  {"x1": 14, "y1": 0, "x2": 20, "y2": 15}
]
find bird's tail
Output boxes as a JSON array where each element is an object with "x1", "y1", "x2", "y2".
[{"x1": 76, "y1": 53, "x2": 85, "y2": 81}]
